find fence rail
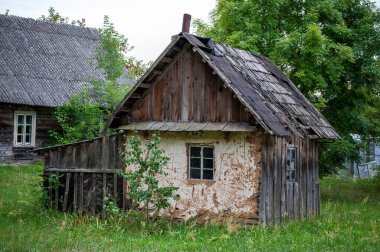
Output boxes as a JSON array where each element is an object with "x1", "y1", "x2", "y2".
[{"x1": 38, "y1": 133, "x2": 129, "y2": 217}]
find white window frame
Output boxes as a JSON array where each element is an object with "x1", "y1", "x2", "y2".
[
  {"x1": 13, "y1": 111, "x2": 36, "y2": 147},
  {"x1": 286, "y1": 146, "x2": 297, "y2": 182},
  {"x1": 188, "y1": 145, "x2": 215, "y2": 180}
]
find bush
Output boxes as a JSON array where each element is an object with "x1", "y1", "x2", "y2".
[{"x1": 121, "y1": 132, "x2": 178, "y2": 220}]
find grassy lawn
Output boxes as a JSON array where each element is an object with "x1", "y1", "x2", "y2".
[{"x1": 0, "y1": 163, "x2": 379, "y2": 251}]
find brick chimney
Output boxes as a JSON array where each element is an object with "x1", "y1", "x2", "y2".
[{"x1": 182, "y1": 13, "x2": 191, "y2": 33}]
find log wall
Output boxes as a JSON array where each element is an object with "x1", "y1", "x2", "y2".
[
  {"x1": 259, "y1": 134, "x2": 320, "y2": 224},
  {"x1": 0, "y1": 103, "x2": 60, "y2": 162},
  {"x1": 39, "y1": 134, "x2": 127, "y2": 216}
]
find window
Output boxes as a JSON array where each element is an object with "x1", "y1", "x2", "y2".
[
  {"x1": 286, "y1": 146, "x2": 297, "y2": 182},
  {"x1": 189, "y1": 146, "x2": 214, "y2": 180},
  {"x1": 13, "y1": 111, "x2": 36, "y2": 147}
]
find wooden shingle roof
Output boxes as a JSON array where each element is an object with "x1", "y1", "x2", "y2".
[
  {"x1": 0, "y1": 14, "x2": 132, "y2": 107},
  {"x1": 108, "y1": 33, "x2": 339, "y2": 139}
]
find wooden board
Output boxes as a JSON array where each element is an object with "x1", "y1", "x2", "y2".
[
  {"x1": 41, "y1": 134, "x2": 127, "y2": 215},
  {"x1": 259, "y1": 134, "x2": 320, "y2": 224},
  {"x1": 131, "y1": 49, "x2": 250, "y2": 123}
]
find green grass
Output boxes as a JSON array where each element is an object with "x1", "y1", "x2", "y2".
[{"x1": 0, "y1": 163, "x2": 379, "y2": 251}]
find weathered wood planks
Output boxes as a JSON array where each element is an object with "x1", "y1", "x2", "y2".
[
  {"x1": 42, "y1": 133, "x2": 126, "y2": 215},
  {"x1": 259, "y1": 133, "x2": 320, "y2": 224},
  {"x1": 131, "y1": 49, "x2": 251, "y2": 123}
]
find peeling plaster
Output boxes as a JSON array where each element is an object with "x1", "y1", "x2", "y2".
[{"x1": 125, "y1": 131, "x2": 262, "y2": 223}]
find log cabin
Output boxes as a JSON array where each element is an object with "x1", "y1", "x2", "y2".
[
  {"x1": 37, "y1": 15, "x2": 339, "y2": 224},
  {"x1": 0, "y1": 14, "x2": 131, "y2": 163},
  {"x1": 105, "y1": 16, "x2": 340, "y2": 224}
]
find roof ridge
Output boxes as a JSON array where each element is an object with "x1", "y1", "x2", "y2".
[
  {"x1": 107, "y1": 33, "x2": 339, "y2": 139},
  {"x1": 0, "y1": 14, "x2": 99, "y2": 40}
]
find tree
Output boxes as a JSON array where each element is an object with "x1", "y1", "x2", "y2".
[
  {"x1": 121, "y1": 133, "x2": 177, "y2": 220},
  {"x1": 49, "y1": 15, "x2": 147, "y2": 144},
  {"x1": 39, "y1": 7, "x2": 86, "y2": 26},
  {"x1": 49, "y1": 92, "x2": 104, "y2": 144},
  {"x1": 195, "y1": 0, "x2": 380, "y2": 175}
]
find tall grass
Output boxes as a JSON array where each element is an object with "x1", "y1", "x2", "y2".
[{"x1": 0, "y1": 163, "x2": 379, "y2": 251}]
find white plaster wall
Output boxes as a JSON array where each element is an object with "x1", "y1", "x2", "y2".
[{"x1": 125, "y1": 131, "x2": 261, "y2": 221}]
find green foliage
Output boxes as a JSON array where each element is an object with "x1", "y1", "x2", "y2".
[
  {"x1": 95, "y1": 16, "x2": 148, "y2": 82},
  {"x1": 45, "y1": 173, "x2": 64, "y2": 191},
  {"x1": 1, "y1": 164, "x2": 380, "y2": 251},
  {"x1": 195, "y1": 0, "x2": 380, "y2": 174},
  {"x1": 319, "y1": 138, "x2": 360, "y2": 176},
  {"x1": 49, "y1": 92, "x2": 104, "y2": 144},
  {"x1": 96, "y1": 16, "x2": 129, "y2": 83},
  {"x1": 49, "y1": 15, "x2": 136, "y2": 145},
  {"x1": 39, "y1": 7, "x2": 86, "y2": 26},
  {"x1": 121, "y1": 133, "x2": 177, "y2": 219},
  {"x1": 39, "y1": 7, "x2": 69, "y2": 24},
  {"x1": 125, "y1": 57, "x2": 151, "y2": 80},
  {"x1": 103, "y1": 193, "x2": 122, "y2": 217},
  {"x1": 41, "y1": 173, "x2": 64, "y2": 207}
]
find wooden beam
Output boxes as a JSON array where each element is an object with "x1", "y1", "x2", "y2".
[
  {"x1": 105, "y1": 35, "x2": 184, "y2": 130},
  {"x1": 131, "y1": 93, "x2": 142, "y2": 99},
  {"x1": 153, "y1": 70, "x2": 163, "y2": 75},
  {"x1": 63, "y1": 173, "x2": 71, "y2": 211},
  {"x1": 45, "y1": 168, "x2": 122, "y2": 173},
  {"x1": 119, "y1": 107, "x2": 131, "y2": 113},
  {"x1": 172, "y1": 46, "x2": 181, "y2": 52},
  {"x1": 161, "y1": 57, "x2": 173, "y2": 63},
  {"x1": 140, "y1": 43, "x2": 191, "y2": 99},
  {"x1": 139, "y1": 83, "x2": 151, "y2": 89}
]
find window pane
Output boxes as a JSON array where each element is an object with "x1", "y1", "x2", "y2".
[
  {"x1": 17, "y1": 125, "x2": 23, "y2": 134},
  {"x1": 203, "y1": 158, "x2": 214, "y2": 169},
  {"x1": 291, "y1": 170, "x2": 296, "y2": 180},
  {"x1": 291, "y1": 149, "x2": 296, "y2": 159},
  {"x1": 203, "y1": 169, "x2": 214, "y2": 180},
  {"x1": 286, "y1": 147, "x2": 297, "y2": 182},
  {"x1": 26, "y1": 115, "x2": 32, "y2": 124},
  {"x1": 18, "y1": 115, "x2": 24, "y2": 125},
  {"x1": 17, "y1": 135, "x2": 23, "y2": 143},
  {"x1": 190, "y1": 168, "x2": 201, "y2": 179},
  {"x1": 26, "y1": 125, "x2": 31, "y2": 134},
  {"x1": 203, "y1": 147, "x2": 214, "y2": 158},
  {"x1": 190, "y1": 158, "x2": 201, "y2": 168},
  {"x1": 25, "y1": 134, "x2": 31, "y2": 144},
  {"x1": 289, "y1": 160, "x2": 295, "y2": 170},
  {"x1": 190, "y1": 147, "x2": 201, "y2": 157}
]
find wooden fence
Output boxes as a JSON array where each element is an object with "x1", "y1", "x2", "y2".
[{"x1": 37, "y1": 133, "x2": 128, "y2": 217}]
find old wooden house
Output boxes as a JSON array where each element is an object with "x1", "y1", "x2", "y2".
[
  {"x1": 0, "y1": 14, "x2": 131, "y2": 162},
  {"x1": 38, "y1": 16, "x2": 339, "y2": 224}
]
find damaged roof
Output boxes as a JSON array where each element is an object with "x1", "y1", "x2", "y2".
[
  {"x1": 0, "y1": 14, "x2": 132, "y2": 107},
  {"x1": 108, "y1": 33, "x2": 339, "y2": 139}
]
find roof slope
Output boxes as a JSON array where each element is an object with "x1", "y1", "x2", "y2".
[
  {"x1": 108, "y1": 33, "x2": 339, "y2": 139},
  {"x1": 0, "y1": 14, "x2": 132, "y2": 107}
]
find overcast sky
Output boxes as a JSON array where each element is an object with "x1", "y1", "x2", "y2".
[
  {"x1": 1, "y1": 0, "x2": 379, "y2": 63},
  {"x1": 0, "y1": 0, "x2": 216, "y2": 63}
]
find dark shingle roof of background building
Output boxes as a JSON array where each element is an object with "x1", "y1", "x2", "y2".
[
  {"x1": 109, "y1": 33, "x2": 339, "y2": 139},
  {"x1": 0, "y1": 14, "x2": 132, "y2": 107}
]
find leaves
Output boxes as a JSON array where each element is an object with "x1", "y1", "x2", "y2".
[
  {"x1": 48, "y1": 16, "x2": 133, "y2": 144},
  {"x1": 121, "y1": 133, "x2": 177, "y2": 218},
  {"x1": 195, "y1": 0, "x2": 380, "y2": 175}
]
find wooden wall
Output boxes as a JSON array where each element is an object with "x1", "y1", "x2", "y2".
[
  {"x1": 40, "y1": 134, "x2": 127, "y2": 216},
  {"x1": 0, "y1": 103, "x2": 60, "y2": 161},
  {"x1": 259, "y1": 134, "x2": 320, "y2": 224},
  {"x1": 132, "y1": 48, "x2": 251, "y2": 123}
]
